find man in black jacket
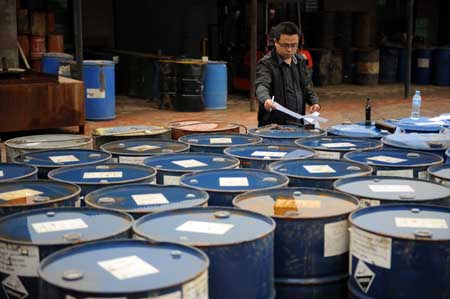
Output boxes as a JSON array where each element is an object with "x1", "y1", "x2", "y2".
[{"x1": 255, "y1": 22, "x2": 320, "y2": 127}]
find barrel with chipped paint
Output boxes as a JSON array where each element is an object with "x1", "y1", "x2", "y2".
[
  {"x1": 224, "y1": 144, "x2": 315, "y2": 169},
  {"x1": 0, "y1": 207, "x2": 133, "y2": 299},
  {"x1": 133, "y1": 207, "x2": 275, "y2": 299},
  {"x1": 0, "y1": 163, "x2": 38, "y2": 182},
  {"x1": 39, "y1": 239, "x2": 209, "y2": 299},
  {"x1": 233, "y1": 187, "x2": 359, "y2": 299},
  {"x1": 13, "y1": 149, "x2": 111, "y2": 178},
  {"x1": 168, "y1": 120, "x2": 246, "y2": 140},
  {"x1": 248, "y1": 125, "x2": 326, "y2": 145},
  {"x1": 385, "y1": 117, "x2": 450, "y2": 134},
  {"x1": 269, "y1": 159, "x2": 372, "y2": 189},
  {"x1": 428, "y1": 164, "x2": 450, "y2": 187},
  {"x1": 179, "y1": 133, "x2": 263, "y2": 154},
  {"x1": 334, "y1": 176, "x2": 450, "y2": 207},
  {"x1": 382, "y1": 132, "x2": 450, "y2": 159},
  {"x1": 92, "y1": 125, "x2": 172, "y2": 149},
  {"x1": 85, "y1": 184, "x2": 209, "y2": 219},
  {"x1": 5, "y1": 134, "x2": 93, "y2": 162},
  {"x1": 327, "y1": 122, "x2": 390, "y2": 139},
  {"x1": 0, "y1": 180, "x2": 80, "y2": 216},
  {"x1": 344, "y1": 149, "x2": 443, "y2": 179},
  {"x1": 100, "y1": 138, "x2": 190, "y2": 164},
  {"x1": 295, "y1": 136, "x2": 383, "y2": 160},
  {"x1": 180, "y1": 168, "x2": 289, "y2": 206},
  {"x1": 144, "y1": 152, "x2": 240, "y2": 185},
  {"x1": 348, "y1": 204, "x2": 450, "y2": 298}
]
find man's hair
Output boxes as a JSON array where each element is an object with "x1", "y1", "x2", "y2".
[{"x1": 272, "y1": 22, "x2": 301, "y2": 40}]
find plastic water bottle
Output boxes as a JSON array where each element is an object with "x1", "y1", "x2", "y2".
[{"x1": 411, "y1": 90, "x2": 421, "y2": 119}]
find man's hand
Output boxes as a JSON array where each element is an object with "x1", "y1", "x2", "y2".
[
  {"x1": 309, "y1": 104, "x2": 321, "y2": 113},
  {"x1": 264, "y1": 99, "x2": 276, "y2": 111}
]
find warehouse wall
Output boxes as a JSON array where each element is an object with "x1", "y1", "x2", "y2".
[{"x1": 82, "y1": 0, "x2": 115, "y2": 48}]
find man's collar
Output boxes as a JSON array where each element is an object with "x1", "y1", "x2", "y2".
[{"x1": 276, "y1": 53, "x2": 298, "y2": 65}]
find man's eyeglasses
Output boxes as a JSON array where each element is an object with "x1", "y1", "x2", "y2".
[{"x1": 278, "y1": 43, "x2": 298, "y2": 49}]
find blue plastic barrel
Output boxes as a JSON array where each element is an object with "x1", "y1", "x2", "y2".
[
  {"x1": 382, "y1": 132, "x2": 450, "y2": 159},
  {"x1": 83, "y1": 60, "x2": 115, "y2": 120},
  {"x1": 179, "y1": 133, "x2": 263, "y2": 154},
  {"x1": 249, "y1": 125, "x2": 327, "y2": 145},
  {"x1": 204, "y1": 61, "x2": 228, "y2": 109},
  {"x1": 0, "y1": 163, "x2": 38, "y2": 182},
  {"x1": 413, "y1": 48, "x2": 433, "y2": 84},
  {"x1": 133, "y1": 207, "x2": 275, "y2": 299},
  {"x1": 0, "y1": 207, "x2": 133, "y2": 299},
  {"x1": 39, "y1": 240, "x2": 209, "y2": 298},
  {"x1": 432, "y1": 48, "x2": 450, "y2": 86},
  {"x1": 428, "y1": 164, "x2": 450, "y2": 187},
  {"x1": 348, "y1": 204, "x2": 450, "y2": 299},
  {"x1": 42, "y1": 52, "x2": 74, "y2": 75},
  {"x1": 327, "y1": 122, "x2": 390, "y2": 139},
  {"x1": 233, "y1": 187, "x2": 359, "y2": 299}
]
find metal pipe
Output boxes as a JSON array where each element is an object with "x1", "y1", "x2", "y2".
[
  {"x1": 250, "y1": 0, "x2": 257, "y2": 111},
  {"x1": 73, "y1": 0, "x2": 84, "y2": 80},
  {"x1": 405, "y1": 0, "x2": 414, "y2": 99}
]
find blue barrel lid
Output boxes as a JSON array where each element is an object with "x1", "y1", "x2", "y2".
[
  {"x1": 5, "y1": 134, "x2": 92, "y2": 150},
  {"x1": 428, "y1": 164, "x2": 450, "y2": 181},
  {"x1": 269, "y1": 159, "x2": 373, "y2": 179},
  {"x1": 350, "y1": 204, "x2": 450, "y2": 240},
  {"x1": 0, "y1": 207, "x2": 132, "y2": 245},
  {"x1": 224, "y1": 144, "x2": 315, "y2": 161},
  {"x1": 344, "y1": 149, "x2": 443, "y2": 167},
  {"x1": 382, "y1": 133, "x2": 450, "y2": 151},
  {"x1": 334, "y1": 176, "x2": 450, "y2": 202},
  {"x1": 43, "y1": 52, "x2": 74, "y2": 60},
  {"x1": 248, "y1": 125, "x2": 326, "y2": 139},
  {"x1": 100, "y1": 138, "x2": 189, "y2": 156},
  {"x1": 13, "y1": 149, "x2": 111, "y2": 168},
  {"x1": 0, "y1": 163, "x2": 38, "y2": 182},
  {"x1": 179, "y1": 133, "x2": 262, "y2": 148},
  {"x1": 133, "y1": 207, "x2": 275, "y2": 246},
  {"x1": 39, "y1": 240, "x2": 209, "y2": 294},
  {"x1": 85, "y1": 184, "x2": 209, "y2": 215},
  {"x1": 327, "y1": 123, "x2": 389, "y2": 138},
  {"x1": 93, "y1": 125, "x2": 169, "y2": 137},
  {"x1": 295, "y1": 136, "x2": 383, "y2": 152},
  {"x1": 0, "y1": 180, "x2": 80, "y2": 208},
  {"x1": 233, "y1": 187, "x2": 359, "y2": 218},
  {"x1": 386, "y1": 117, "x2": 450, "y2": 133},
  {"x1": 83, "y1": 60, "x2": 115, "y2": 66},
  {"x1": 144, "y1": 152, "x2": 239, "y2": 173},
  {"x1": 180, "y1": 168, "x2": 289, "y2": 192},
  {"x1": 48, "y1": 163, "x2": 156, "y2": 185}
]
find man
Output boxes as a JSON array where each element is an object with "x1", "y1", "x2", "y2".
[{"x1": 255, "y1": 21, "x2": 320, "y2": 126}]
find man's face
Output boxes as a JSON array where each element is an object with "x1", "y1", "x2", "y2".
[{"x1": 274, "y1": 34, "x2": 299, "y2": 60}]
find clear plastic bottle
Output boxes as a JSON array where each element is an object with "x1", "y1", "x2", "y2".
[{"x1": 411, "y1": 90, "x2": 421, "y2": 119}]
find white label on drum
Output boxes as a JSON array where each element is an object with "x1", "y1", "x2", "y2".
[
  {"x1": 354, "y1": 260, "x2": 376, "y2": 293},
  {"x1": 2, "y1": 275, "x2": 29, "y2": 299},
  {"x1": 359, "y1": 198, "x2": 381, "y2": 208},
  {"x1": 210, "y1": 138, "x2": 232, "y2": 144},
  {"x1": 219, "y1": 177, "x2": 249, "y2": 187},
  {"x1": 98, "y1": 256, "x2": 159, "y2": 280},
  {"x1": 83, "y1": 172, "x2": 123, "y2": 179},
  {"x1": 324, "y1": 220, "x2": 349, "y2": 257},
  {"x1": 417, "y1": 58, "x2": 430, "y2": 68},
  {"x1": 132, "y1": 193, "x2": 169, "y2": 205},
  {"x1": 172, "y1": 159, "x2": 208, "y2": 168},
  {"x1": 0, "y1": 242, "x2": 40, "y2": 276},
  {"x1": 369, "y1": 185, "x2": 415, "y2": 193},
  {"x1": 321, "y1": 142, "x2": 356, "y2": 148},
  {"x1": 0, "y1": 189, "x2": 43, "y2": 201},
  {"x1": 251, "y1": 151, "x2": 287, "y2": 158},
  {"x1": 118, "y1": 156, "x2": 147, "y2": 165},
  {"x1": 303, "y1": 165, "x2": 336, "y2": 174},
  {"x1": 182, "y1": 271, "x2": 208, "y2": 299},
  {"x1": 395, "y1": 217, "x2": 448, "y2": 229},
  {"x1": 86, "y1": 88, "x2": 106, "y2": 99},
  {"x1": 315, "y1": 150, "x2": 341, "y2": 160},
  {"x1": 376, "y1": 169, "x2": 414, "y2": 178},
  {"x1": 350, "y1": 227, "x2": 392, "y2": 269},
  {"x1": 127, "y1": 145, "x2": 160, "y2": 152},
  {"x1": 368, "y1": 156, "x2": 407, "y2": 164},
  {"x1": 163, "y1": 175, "x2": 180, "y2": 185},
  {"x1": 418, "y1": 171, "x2": 429, "y2": 180},
  {"x1": 49, "y1": 155, "x2": 79, "y2": 163},
  {"x1": 296, "y1": 199, "x2": 322, "y2": 209},
  {"x1": 0, "y1": 171, "x2": 3, "y2": 177},
  {"x1": 176, "y1": 221, "x2": 234, "y2": 235},
  {"x1": 32, "y1": 218, "x2": 88, "y2": 233}
]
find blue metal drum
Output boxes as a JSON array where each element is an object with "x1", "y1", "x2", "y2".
[
  {"x1": 0, "y1": 207, "x2": 133, "y2": 299},
  {"x1": 179, "y1": 168, "x2": 289, "y2": 206},
  {"x1": 344, "y1": 149, "x2": 443, "y2": 179},
  {"x1": 179, "y1": 133, "x2": 263, "y2": 154},
  {"x1": 233, "y1": 187, "x2": 359, "y2": 299},
  {"x1": 85, "y1": 184, "x2": 209, "y2": 219},
  {"x1": 144, "y1": 152, "x2": 239, "y2": 185},
  {"x1": 385, "y1": 117, "x2": 450, "y2": 133},
  {"x1": 224, "y1": 144, "x2": 315, "y2": 169},
  {"x1": 133, "y1": 207, "x2": 275, "y2": 299},
  {"x1": 100, "y1": 138, "x2": 189, "y2": 164},
  {"x1": 248, "y1": 125, "x2": 326, "y2": 145},
  {"x1": 13, "y1": 149, "x2": 111, "y2": 178},
  {"x1": 428, "y1": 164, "x2": 450, "y2": 187},
  {"x1": 348, "y1": 204, "x2": 450, "y2": 299},
  {"x1": 432, "y1": 48, "x2": 450, "y2": 86},
  {"x1": 295, "y1": 136, "x2": 383, "y2": 160},
  {"x1": 204, "y1": 61, "x2": 228, "y2": 109},
  {"x1": 413, "y1": 48, "x2": 433, "y2": 84},
  {"x1": 42, "y1": 53, "x2": 74, "y2": 75},
  {"x1": 269, "y1": 159, "x2": 372, "y2": 189},
  {"x1": 446, "y1": 149, "x2": 450, "y2": 164},
  {"x1": 39, "y1": 239, "x2": 209, "y2": 299},
  {"x1": 327, "y1": 123, "x2": 390, "y2": 139},
  {"x1": 0, "y1": 163, "x2": 38, "y2": 182},
  {"x1": 334, "y1": 176, "x2": 450, "y2": 207},
  {"x1": 0, "y1": 180, "x2": 80, "y2": 216},
  {"x1": 382, "y1": 132, "x2": 450, "y2": 159}
]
